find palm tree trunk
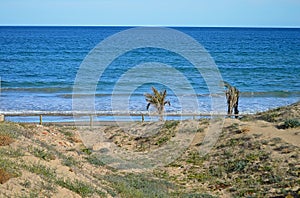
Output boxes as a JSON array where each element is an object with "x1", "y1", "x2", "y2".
[{"x1": 158, "y1": 106, "x2": 164, "y2": 121}]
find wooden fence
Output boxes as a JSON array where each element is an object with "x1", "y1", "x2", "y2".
[{"x1": 0, "y1": 111, "x2": 243, "y2": 126}]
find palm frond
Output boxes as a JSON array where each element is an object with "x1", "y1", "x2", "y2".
[
  {"x1": 222, "y1": 81, "x2": 231, "y2": 89},
  {"x1": 146, "y1": 103, "x2": 151, "y2": 110},
  {"x1": 151, "y1": 87, "x2": 161, "y2": 99},
  {"x1": 164, "y1": 101, "x2": 171, "y2": 106}
]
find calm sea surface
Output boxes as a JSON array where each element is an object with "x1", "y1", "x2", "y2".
[{"x1": 0, "y1": 27, "x2": 299, "y2": 121}]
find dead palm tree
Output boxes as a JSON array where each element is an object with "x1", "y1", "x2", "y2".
[
  {"x1": 223, "y1": 81, "x2": 239, "y2": 118},
  {"x1": 145, "y1": 87, "x2": 170, "y2": 121}
]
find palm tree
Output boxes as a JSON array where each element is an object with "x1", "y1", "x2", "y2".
[
  {"x1": 145, "y1": 87, "x2": 170, "y2": 121},
  {"x1": 223, "y1": 81, "x2": 239, "y2": 118}
]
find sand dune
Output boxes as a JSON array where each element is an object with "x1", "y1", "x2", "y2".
[{"x1": 0, "y1": 102, "x2": 299, "y2": 197}]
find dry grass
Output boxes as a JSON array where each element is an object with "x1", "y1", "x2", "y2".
[
  {"x1": 240, "y1": 126, "x2": 251, "y2": 133},
  {"x1": 0, "y1": 168, "x2": 11, "y2": 184},
  {"x1": 0, "y1": 135, "x2": 14, "y2": 146}
]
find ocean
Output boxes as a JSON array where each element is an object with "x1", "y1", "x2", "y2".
[{"x1": 0, "y1": 26, "x2": 299, "y2": 122}]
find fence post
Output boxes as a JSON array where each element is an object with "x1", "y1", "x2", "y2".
[
  {"x1": 39, "y1": 115, "x2": 43, "y2": 125},
  {"x1": 141, "y1": 114, "x2": 144, "y2": 122},
  {"x1": 0, "y1": 114, "x2": 4, "y2": 122},
  {"x1": 89, "y1": 115, "x2": 93, "y2": 128}
]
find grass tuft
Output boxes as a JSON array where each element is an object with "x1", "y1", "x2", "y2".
[
  {"x1": 62, "y1": 156, "x2": 79, "y2": 167},
  {"x1": 56, "y1": 178, "x2": 105, "y2": 197},
  {"x1": 29, "y1": 146, "x2": 56, "y2": 161},
  {"x1": 86, "y1": 155, "x2": 105, "y2": 166},
  {"x1": 0, "y1": 168, "x2": 11, "y2": 184}
]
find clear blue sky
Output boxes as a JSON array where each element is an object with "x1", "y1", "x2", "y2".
[{"x1": 0, "y1": 0, "x2": 299, "y2": 27}]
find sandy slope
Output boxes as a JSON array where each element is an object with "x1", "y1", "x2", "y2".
[{"x1": 0, "y1": 102, "x2": 299, "y2": 197}]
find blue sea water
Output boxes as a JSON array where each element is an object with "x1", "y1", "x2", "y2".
[{"x1": 0, "y1": 26, "x2": 299, "y2": 121}]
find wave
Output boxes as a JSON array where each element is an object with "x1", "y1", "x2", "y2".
[
  {"x1": 2, "y1": 86, "x2": 299, "y2": 99},
  {"x1": 240, "y1": 91, "x2": 300, "y2": 97},
  {"x1": 1, "y1": 87, "x2": 73, "y2": 93},
  {"x1": 0, "y1": 110, "x2": 213, "y2": 116},
  {"x1": 68, "y1": 91, "x2": 300, "y2": 98},
  {"x1": 62, "y1": 93, "x2": 215, "y2": 98}
]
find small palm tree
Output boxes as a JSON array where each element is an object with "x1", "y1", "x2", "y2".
[{"x1": 145, "y1": 87, "x2": 170, "y2": 121}]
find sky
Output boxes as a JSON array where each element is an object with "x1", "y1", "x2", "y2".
[{"x1": 0, "y1": 0, "x2": 299, "y2": 27}]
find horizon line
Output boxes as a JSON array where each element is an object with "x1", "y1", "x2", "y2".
[{"x1": 0, "y1": 24, "x2": 300, "y2": 28}]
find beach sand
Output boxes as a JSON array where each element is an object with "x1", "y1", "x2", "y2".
[{"x1": 0, "y1": 102, "x2": 299, "y2": 197}]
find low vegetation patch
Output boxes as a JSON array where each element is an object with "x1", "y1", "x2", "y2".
[
  {"x1": 156, "y1": 121, "x2": 300, "y2": 197},
  {"x1": 104, "y1": 173, "x2": 176, "y2": 198},
  {"x1": 104, "y1": 120, "x2": 179, "y2": 152},
  {"x1": 86, "y1": 155, "x2": 105, "y2": 166},
  {"x1": 0, "y1": 168, "x2": 11, "y2": 184},
  {"x1": 247, "y1": 101, "x2": 300, "y2": 123},
  {"x1": 28, "y1": 146, "x2": 56, "y2": 161},
  {"x1": 0, "y1": 135, "x2": 14, "y2": 146},
  {"x1": 56, "y1": 178, "x2": 105, "y2": 197},
  {"x1": 0, "y1": 122, "x2": 33, "y2": 139},
  {"x1": 279, "y1": 119, "x2": 300, "y2": 129},
  {"x1": 0, "y1": 156, "x2": 20, "y2": 185}
]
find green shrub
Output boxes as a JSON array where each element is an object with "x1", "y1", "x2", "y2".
[
  {"x1": 81, "y1": 148, "x2": 92, "y2": 155},
  {"x1": 86, "y1": 155, "x2": 105, "y2": 166},
  {"x1": 281, "y1": 119, "x2": 300, "y2": 129},
  {"x1": 163, "y1": 121, "x2": 179, "y2": 129},
  {"x1": 105, "y1": 173, "x2": 175, "y2": 198},
  {"x1": 30, "y1": 147, "x2": 56, "y2": 161},
  {"x1": 0, "y1": 122, "x2": 33, "y2": 138},
  {"x1": 56, "y1": 178, "x2": 105, "y2": 197},
  {"x1": 62, "y1": 156, "x2": 79, "y2": 167}
]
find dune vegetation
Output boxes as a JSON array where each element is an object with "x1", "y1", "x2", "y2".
[{"x1": 0, "y1": 102, "x2": 299, "y2": 197}]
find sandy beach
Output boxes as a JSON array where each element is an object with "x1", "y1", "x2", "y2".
[{"x1": 0, "y1": 102, "x2": 299, "y2": 197}]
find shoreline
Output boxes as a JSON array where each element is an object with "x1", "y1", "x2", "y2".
[
  {"x1": 1, "y1": 100, "x2": 299, "y2": 124},
  {"x1": 1, "y1": 94, "x2": 299, "y2": 119}
]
